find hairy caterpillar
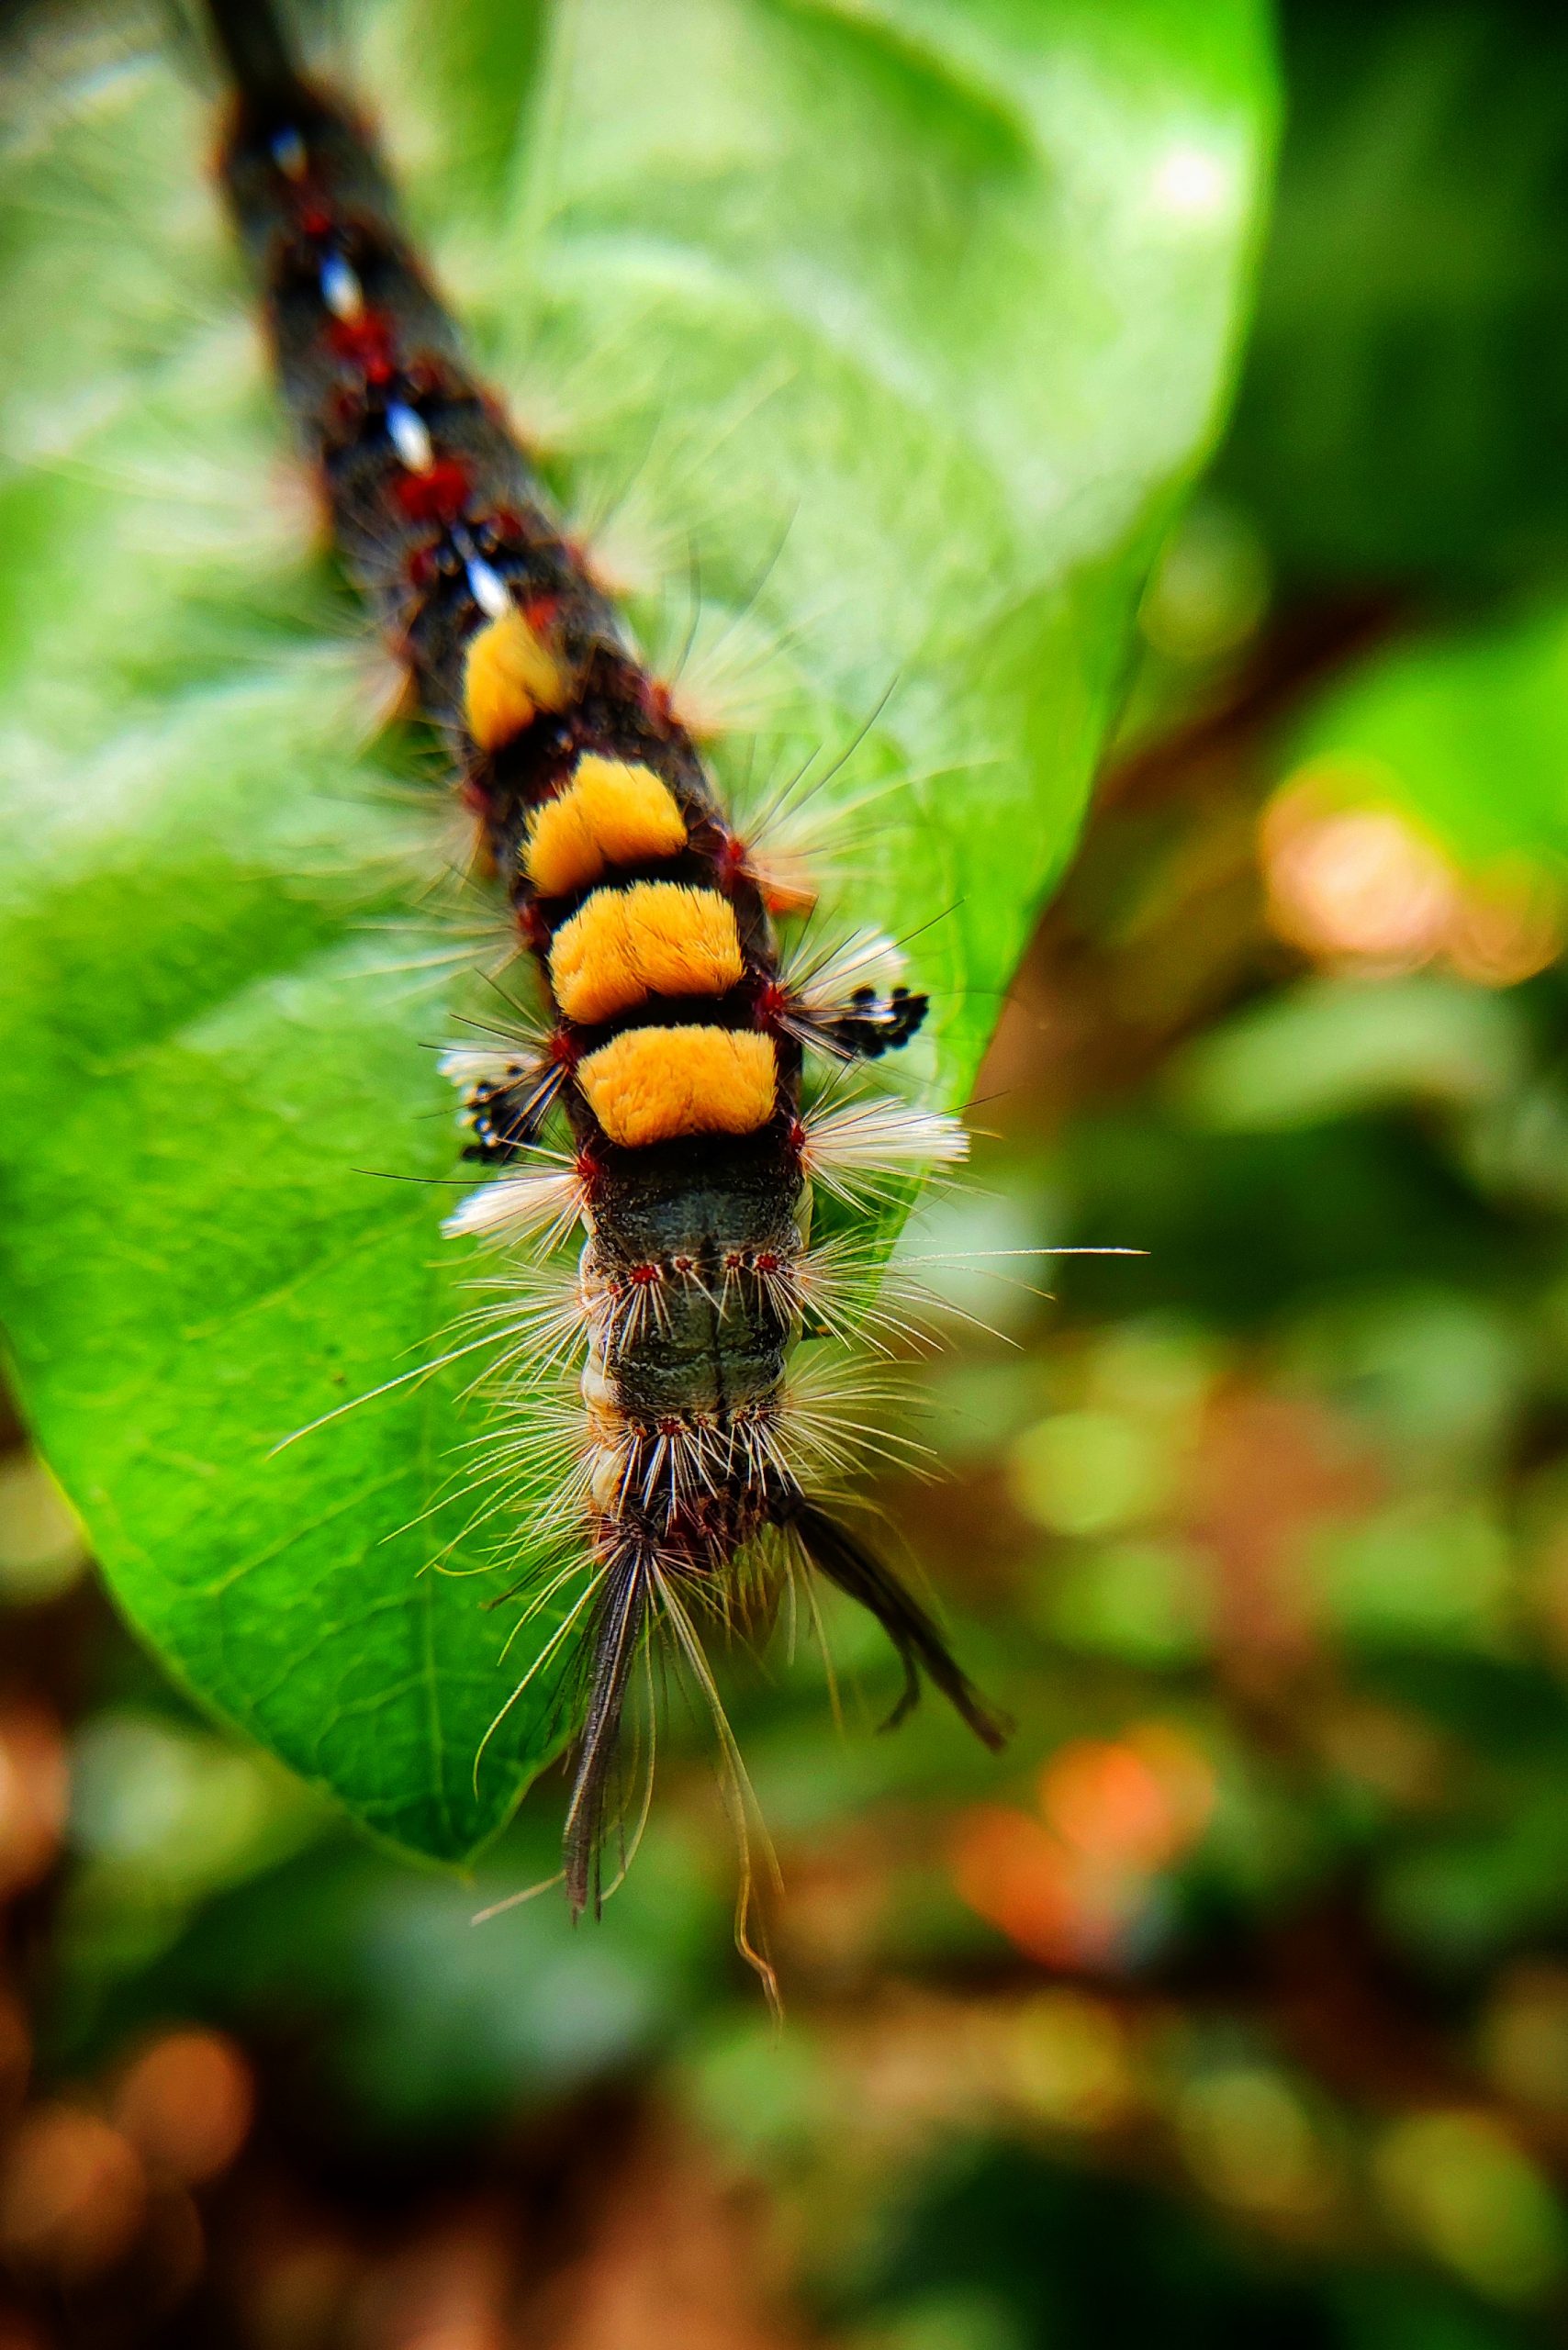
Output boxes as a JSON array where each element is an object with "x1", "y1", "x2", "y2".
[{"x1": 203, "y1": 0, "x2": 1004, "y2": 1926}]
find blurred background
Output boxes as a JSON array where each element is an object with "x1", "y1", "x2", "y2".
[{"x1": 11, "y1": 0, "x2": 1568, "y2": 2342}]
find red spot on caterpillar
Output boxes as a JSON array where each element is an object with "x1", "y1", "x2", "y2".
[
  {"x1": 394, "y1": 460, "x2": 471, "y2": 524},
  {"x1": 460, "y1": 775, "x2": 490, "y2": 816},
  {"x1": 644, "y1": 680, "x2": 676, "y2": 730},
  {"x1": 574, "y1": 1148, "x2": 603, "y2": 1199},
  {"x1": 327, "y1": 313, "x2": 397, "y2": 383},
  {"x1": 517, "y1": 901, "x2": 552, "y2": 953},
  {"x1": 788, "y1": 1117, "x2": 807, "y2": 1155},
  {"x1": 756, "y1": 979, "x2": 790, "y2": 1028},
  {"x1": 547, "y1": 1028, "x2": 579, "y2": 1071},
  {"x1": 521, "y1": 592, "x2": 560, "y2": 634},
  {"x1": 406, "y1": 543, "x2": 440, "y2": 590},
  {"x1": 298, "y1": 206, "x2": 332, "y2": 240},
  {"x1": 628, "y1": 1264, "x2": 660, "y2": 1288},
  {"x1": 754, "y1": 1250, "x2": 781, "y2": 1276}
]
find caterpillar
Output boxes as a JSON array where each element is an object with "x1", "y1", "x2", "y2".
[{"x1": 203, "y1": 0, "x2": 1004, "y2": 1925}]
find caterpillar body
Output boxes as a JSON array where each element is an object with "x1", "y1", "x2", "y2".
[{"x1": 205, "y1": 0, "x2": 1003, "y2": 1919}]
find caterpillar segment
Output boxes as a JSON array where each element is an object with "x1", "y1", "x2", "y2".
[{"x1": 207, "y1": 0, "x2": 1003, "y2": 1918}]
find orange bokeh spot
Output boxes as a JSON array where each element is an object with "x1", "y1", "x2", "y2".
[
  {"x1": 1260, "y1": 758, "x2": 1563, "y2": 989},
  {"x1": 951, "y1": 1807, "x2": 1132, "y2": 1970},
  {"x1": 0, "y1": 1707, "x2": 68, "y2": 1899},
  {"x1": 1447, "y1": 860, "x2": 1563, "y2": 987},
  {"x1": 1041, "y1": 1726, "x2": 1215, "y2": 1872},
  {"x1": 0, "y1": 2106, "x2": 145, "y2": 2277},
  {"x1": 1261, "y1": 765, "x2": 1456, "y2": 968},
  {"x1": 113, "y1": 2029, "x2": 254, "y2": 2186},
  {"x1": 953, "y1": 1726, "x2": 1216, "y2": 1972}
]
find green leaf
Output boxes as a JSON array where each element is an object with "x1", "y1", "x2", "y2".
[{"x1": 0, "y1": 0, "x2": 1274, "y2": 1860}]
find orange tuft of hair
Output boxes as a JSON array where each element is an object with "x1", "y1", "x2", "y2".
[
  {"x1": 577, "y1": 1026, "x2": 778, "y2": 1147},
  {"x1": 550, "y1": 883, "x2": 744, "y2": 1024},
  {"x1": 525, "y1": 755, "x2": 688, "y2": 897},
  {"x1": 463, "y1": 608, "x2": 572, "y2": 753}
]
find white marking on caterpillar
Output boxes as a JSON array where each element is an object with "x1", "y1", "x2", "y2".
[
  {"x1": 579, "y1": 1361, "x2": 620, "y2": 1413},
  {"x1": 319, "y1": 252, "x2": 364, "y2": 321},
  {"x1": 465, "y1": 556, "x2": 511, "y2": 621},
  {"x1": 386, "y1": 401, "x2": 433, "y2": 473}
]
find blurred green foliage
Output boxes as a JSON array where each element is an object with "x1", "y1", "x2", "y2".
[{"x1": 1218, "y1": 0, "x2": 1568, "y2": 594}]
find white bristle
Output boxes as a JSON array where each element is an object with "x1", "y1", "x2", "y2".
[
  {"x1": 442, "y1": 1169, "x2": 584, "y2": 1242},
  {"x1": 437, "y1": 1047, "x2": 532, "y2": 1089},
  {"x1": 386, "y1": 402, "x2": 433, "y2": 473},
  {"x1": 786, "y1": 930, "x2": 902, "y2": 1002},
  {"x1": 801, "y1": 1100, "x2": 969, "y2": 1188},
  {"x1": 778, "y1": 1348, "x2": 935, "y2": 1485},
  {"x1": 320, "y1": 253, "x2": 364, "y2": 322},
  {"x1": 784, "y1": 1235, "x2": 937, "y2": 1357}
]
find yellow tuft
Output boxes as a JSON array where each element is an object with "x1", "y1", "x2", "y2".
[
  {"x1": 577, "y1": 1025, "x2": 778, "y2": 1147},
  {"x1": 550, "y1": 883, "x2": 744, "y2": 1025},
  {"x1": 524, "y1": 755, "x2": 688, "y2": 898},
  {"x1": 463, "y1": 609, "x2": 572, "y2": 754}
]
